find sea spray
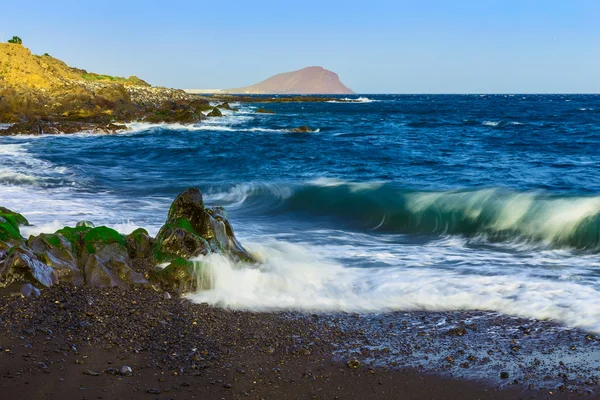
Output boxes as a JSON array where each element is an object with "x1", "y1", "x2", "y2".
[{"x1": 186, "y1": 238, "x2": 600, "y2": 333}]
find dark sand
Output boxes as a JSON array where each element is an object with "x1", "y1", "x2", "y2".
[{"x1": 0, "y1": 285, "x2": 594, "y2": 399}]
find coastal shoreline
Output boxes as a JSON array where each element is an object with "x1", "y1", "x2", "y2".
[
  {"x1": 2, "y1": 42, "x2": 600, "y2": 399},
  {"x1": 0, "y1": 284, "x2": 581, "y2": 400},
  {"x1": 0, "y1": 42, "x2": 358, "y2": 136},
  {"x1": 0, "y1": 188, "x2": 597, "y2": 398}
]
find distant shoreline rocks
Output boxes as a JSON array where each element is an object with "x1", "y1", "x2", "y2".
[
  {"x1": 256, "y1": 107, "x2": 275, "y2": 114},
  {"x1": 0, "y1": 42, "x2": 364, "y2": 136},
  {"x1": 291, "y1": 126, "x2": 313, "y2": 133}
]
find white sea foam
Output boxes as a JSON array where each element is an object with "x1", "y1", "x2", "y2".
[
  {"x1": 0, "y1": 184, "x2": 165, "y2": 237},
  {"x1": 203, "y1": 182, "x2": 294, "y2": 207},
  {"x1": 187, "y1": 238, "x2": 600, "y2": 332},
  {"x1": 0, "y1": 141, "x2": 75, "y2": 187},
  {"x1": 328, "y1": 97, "x2": 377, "y2": 103},
  {"x1": 125, "y1": 121, "x2": 286, "y2": 134},
  {"x1": 482, "y1": 121, "x2": 500, "y2": 127},
  {"x1": 307, "y1": 177, "x2": 386, "y2": 191}
]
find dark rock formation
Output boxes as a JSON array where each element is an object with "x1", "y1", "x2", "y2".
[
  {"x1": 0, "y1": 188, "x2": 255, "y2": 296},
  {"x1": 291, "y1": 126, "x2": 313, "y2": 133},
  {"x1": 206, "y1": 107, "x2": 223, "y2": 117},
  {"x1": 0, "y1": 246, "x2": 58, "y2": 289},
  {"x1": 27, "y1": 233, "x2": 82, "y2": 285},
  {"x1": 217, "y1": 102, "x2": 239, "y2": 111},
  {"x1": 126, "y1": 228, "x2": 153, "y2": 259},
  {"x1": 80, "y1": 227, "x2": 148, "y2": 288},
  {"x1": 256, "y1": 107, "x2": 275, "y2": 114}
]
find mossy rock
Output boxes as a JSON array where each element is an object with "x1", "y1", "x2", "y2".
[
  {"x1": 150, "y1": 258, "x2": 207, "y2": 293},
  {"x1": 79, "y1": 227, "x2": 147, "y2": 288},
  {"x1": 55, "y1": 225, "x2": 92, "y2": 257},
  {"x1": 167, "y1": 188, "x2": 205, "y2": 221},
  {"x1": 256, "y1": 107, "x2": 275, "y2": 114},
  {"x1": 0, "y1": 207, "x2": 29, "y2": 227},
  {"x1": 83, "y1": 226, "x2": 127, "y2": 255},
  {"x1": 125, "y1": 228, "x2": 153, "y2": 259},
  {"x1": 27, "y1": 233, "x2": 82, "y2": 285},
  {"x1": 152, "y1": 226, "x2": 210, "y2": 263},
  {"x1": 155, "y1": 188, "x2": 256, "y2": 266},
  {"x1": 0, "y1": 207, "x2": 29, "y2": 243}
]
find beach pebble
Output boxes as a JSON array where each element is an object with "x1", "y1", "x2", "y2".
[
  {"x1": 103, "y1": 368, "x2": 119, "y2": 375},
  {"x1": 147, "y1": 388, "x2": 161, "y2": 394},
  {"x1": 500, "y1": 371, "x2": 510, "y2": 379},
  {"x1": 347, "y1": 359, "x2": 360, "y2": 369},
  {"x1": 83, "y1": 369, "x2": 100, "y2": 376},
  {"x1": 120, "y1": 366, "x2": 133, "y2": 376}
]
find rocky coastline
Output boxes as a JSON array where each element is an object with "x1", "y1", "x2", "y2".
[
  {"x1": 3, "y1": 43, "x2": 598, "y2": 400},
  {"x1": 1, "y1": 189, "x2": 598, "y2": 399},
  {"x1": 0, "y1": 43, "x2": 357, "y2": 136}
]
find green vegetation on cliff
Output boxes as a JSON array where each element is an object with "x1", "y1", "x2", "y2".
[
  {"x1": 7, "y1": 36, "x2": 22, "y2": 45},
  {"x1": 81, "y1": 73, "x2": 149, "y2": 86}
]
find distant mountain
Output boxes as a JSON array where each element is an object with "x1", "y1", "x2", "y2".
[{"x1": 226, "y1": 66, "x2": 354, "y2": 95}]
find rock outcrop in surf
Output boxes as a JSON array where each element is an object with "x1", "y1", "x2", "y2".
[{"x1": 0, "y1": 188, "x2": 255, "y2": 296}]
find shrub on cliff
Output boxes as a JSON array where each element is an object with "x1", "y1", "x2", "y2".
[{"x1": 7, "y1": 36, "x2": 23, "y2": 44}]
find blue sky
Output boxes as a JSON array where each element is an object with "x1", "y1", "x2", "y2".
[{"x1": 2, "y1": 0, "x2": 599, "y2": 93}]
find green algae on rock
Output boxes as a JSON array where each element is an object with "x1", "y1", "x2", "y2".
[
  {"x1": 125, "y1": 228, "x2": 153, "y2": 259},
  {"x1": 27, "y1": 233, "x2": 82, "y2": 285},
  {"x1": 0, "y1": 207, "x2": 29, "y2": 244},
  {"x1": 150, "y1": 258, "x2": 198, "y2": 293},
  {"x1": 0, "y1": 188, "x2": 256, "y2": 296},
  {"x1": 54, "y1": 225, "x2": 92, "y2": 258}
]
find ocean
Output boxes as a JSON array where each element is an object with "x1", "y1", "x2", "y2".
[{"x1": 1, "y1": 94, "x2": 599, "y2": 332}]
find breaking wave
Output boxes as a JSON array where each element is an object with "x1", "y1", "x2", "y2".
[
  {"x1": 187, "y1": 240, "x2": 600, "y2": 332},
  {"x1": 205, "y1": 180, "x2": 600, "y2": 250}
]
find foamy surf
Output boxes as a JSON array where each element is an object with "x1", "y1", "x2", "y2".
[
  {"x1": 187, "y1": 238, "x2": 600, "y2": 333},
  {"x1": 125, "y1": 121, "x2": 287, "y2": 134},
  {"x1": 328, "y1": 97, "x2": 377, "y2": 103}
]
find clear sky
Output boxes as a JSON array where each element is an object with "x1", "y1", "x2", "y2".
[{"x1": 2, "y1": 0, "x2": 599, "y2": 93}]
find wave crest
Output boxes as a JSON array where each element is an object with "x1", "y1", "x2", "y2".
[{"x1": 207, "y1": 181, "x2": 600, "y2": 250}]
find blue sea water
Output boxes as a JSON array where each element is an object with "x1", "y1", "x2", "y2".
[{"x1": 1, "y1": 94, "x2": 600, "y2": 331}]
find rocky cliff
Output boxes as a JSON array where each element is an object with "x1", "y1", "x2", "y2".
[
  {"x1": 0, "y1": 43, "x2": 211, "y2": 134},
  {"x1": 227, "y1": 66, "x2": 354, "y2": 95}
]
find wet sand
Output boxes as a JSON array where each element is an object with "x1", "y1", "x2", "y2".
[{"x1": 0, "y1": 285, "x2": 593, "y2": 399}]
